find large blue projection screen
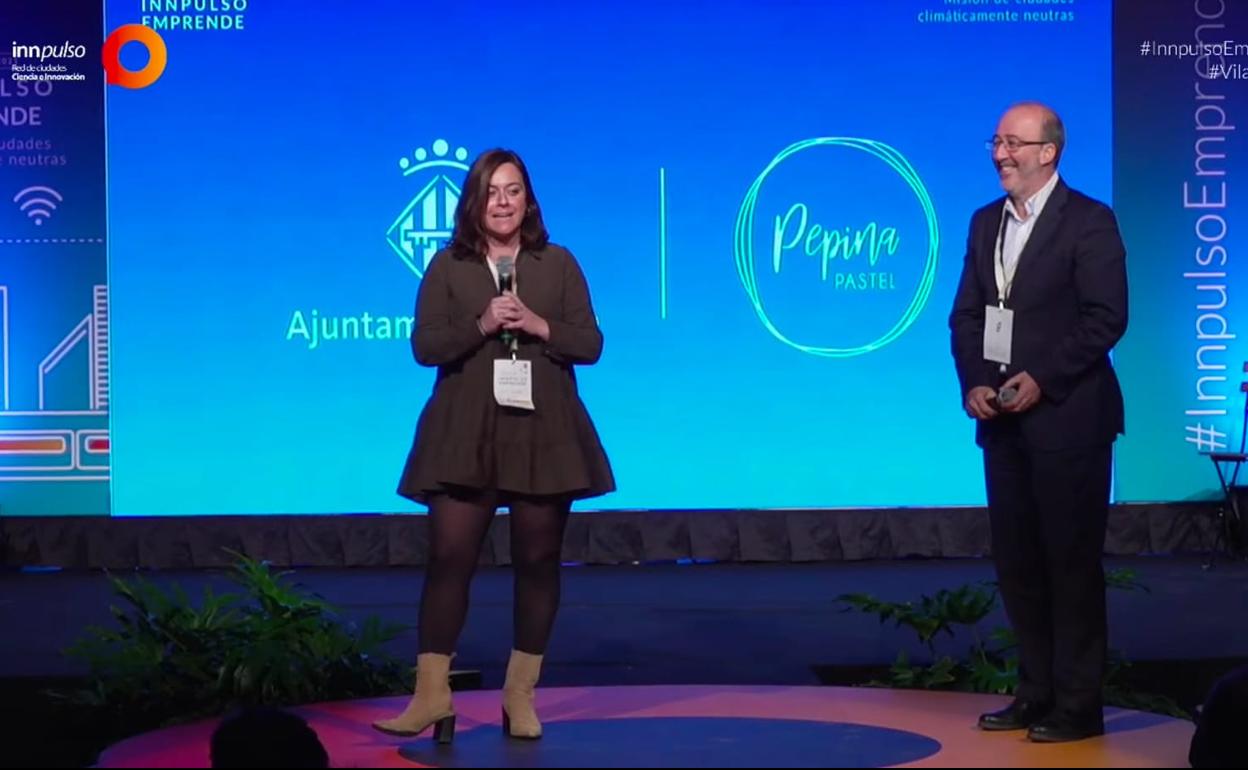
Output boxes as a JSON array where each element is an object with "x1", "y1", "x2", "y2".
[{"x1": 104, "y1": 0, "x2": 1110, "y2": 514}]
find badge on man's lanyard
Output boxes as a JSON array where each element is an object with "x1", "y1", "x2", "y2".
[{"x1": 984, "y1": 212, "x2": 1015, "y2": 369}]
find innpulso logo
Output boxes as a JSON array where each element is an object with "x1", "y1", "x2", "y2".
[
  {"x1": 734, "y1": 138, "x2": 939, "y2": 358},
  {"x1": 9, "y1": 42, "x2": 88, "y2": 61},
  {"x1": 11, "y1": 27, "x2": 169, "y2": 89}
]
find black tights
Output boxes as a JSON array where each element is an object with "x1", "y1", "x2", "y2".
[{"x1": 417, "y1": 489, "x2": 571, "y2": 655}]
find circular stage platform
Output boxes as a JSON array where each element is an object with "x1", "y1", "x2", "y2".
[{"x1": 96, "y1": 685, "x2": 1194, "y2": 768}]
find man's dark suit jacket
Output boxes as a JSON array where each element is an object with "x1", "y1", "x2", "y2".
[{"x1": 949, "y1": 178, "x2": 1129, "y2": 450}]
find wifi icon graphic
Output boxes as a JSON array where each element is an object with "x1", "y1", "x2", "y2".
[{"x1": 13, "y1": 186, "x2": 64, "y2": 226}]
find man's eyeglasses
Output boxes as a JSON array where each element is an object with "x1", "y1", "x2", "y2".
[{"x1": 986, "y1": 136, "x2": 1049, "y2": 153}]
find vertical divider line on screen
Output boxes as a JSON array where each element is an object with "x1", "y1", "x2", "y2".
[{"x1": 659, "y1": 167, "x2": 668, "y2": 320}]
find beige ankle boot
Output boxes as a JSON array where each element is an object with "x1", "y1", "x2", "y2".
[
  {"x1": 372, "y1": 652, "x2": 456, "y2": 743},
  {"x1": 501, "y1": 649, "x2": 544, "y2": 739}
]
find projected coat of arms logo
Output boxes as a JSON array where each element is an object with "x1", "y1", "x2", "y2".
[{"x1": 386, "y1": 139, "x2": 471, "y2": 278}]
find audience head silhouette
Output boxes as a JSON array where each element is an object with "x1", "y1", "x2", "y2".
[
  {"x1": 1190, "y1": 665, "x2": 1248, "y2": 768},
  {"x1": 210, "y1": 706, "x2": 329, "y2": 768}
]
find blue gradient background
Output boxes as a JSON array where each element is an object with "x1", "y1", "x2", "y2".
[{"x1": 101, "y1": 0, "x2": 1113, "y2": 515}]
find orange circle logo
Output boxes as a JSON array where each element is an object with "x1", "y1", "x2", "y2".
[{"x1": 102, "y1": 25, "x2": 167, "y2": 89}]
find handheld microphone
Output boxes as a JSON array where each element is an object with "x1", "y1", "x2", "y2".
[
  {"x1": 497, "y1": 256, "x2": 514, "y2": 294},
  {"x1": 496, "y1": 256, "x2": 517, "y2": 352}
]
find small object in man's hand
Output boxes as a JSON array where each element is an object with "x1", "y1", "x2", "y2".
[{"x1": 997, "y1": 386, "x2": 1019, "y2": 407}]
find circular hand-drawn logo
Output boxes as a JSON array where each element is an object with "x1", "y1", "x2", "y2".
[{"x1": 734, "y1": 138, "x2": 939, "y2": 358}]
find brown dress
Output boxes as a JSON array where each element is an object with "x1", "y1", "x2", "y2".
[{"x1": 397, "y1": 243, "x2": 616, "y2": 503}]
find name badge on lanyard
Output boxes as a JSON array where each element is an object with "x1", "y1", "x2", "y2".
[{"x1": 985, "y1": 211, "x2": 1016, "y2": 366}]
